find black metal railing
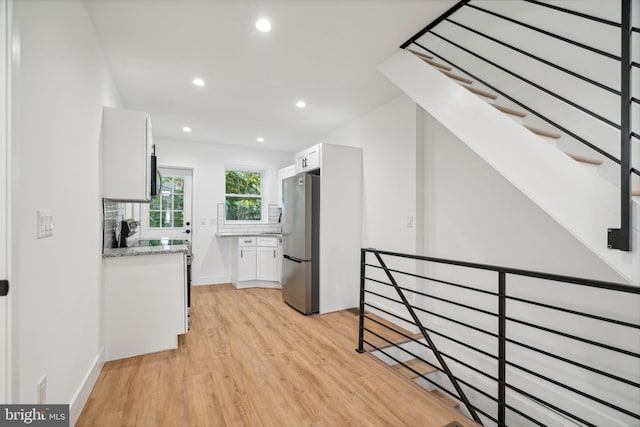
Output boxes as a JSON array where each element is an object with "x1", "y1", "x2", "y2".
[
  {"x1": 401, "y1": 0, "x2": 636, "y2": 252},
  {"x1": 357, "y1": 248, "x2": 640, "y2": 427}
]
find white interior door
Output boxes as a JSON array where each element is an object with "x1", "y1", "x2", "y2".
[
  {"x1": 140, "y1": 167, "x2": 193, "y2": 241},
  {"x1": 0, "y1": 0, "x2": 10, "y2": 403}
]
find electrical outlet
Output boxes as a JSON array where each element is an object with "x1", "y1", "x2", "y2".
[
  {"x1": 200, "y1": 218, "x2": 207, "y2": 225},
  {"x1": 37, "y1": 209, "x2": 54, "y2": 238},
  {"x1": 37, "y1": 376, "x2": 47, "y2": 404}
]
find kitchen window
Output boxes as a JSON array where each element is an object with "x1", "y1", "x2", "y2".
[
  {"x1": 225, "y1": 169, "x2": 262, "y2": 221},
  {"x1": 149, "y1": 176, "x2": 185, "y2": 228}
]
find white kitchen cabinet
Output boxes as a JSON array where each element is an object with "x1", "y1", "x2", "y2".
[
  {"x1": 256, "y1": 237, "x2": 278, "y2": 281},
  {"x1": 102, "y1": 107, "x2": 153, "y2": 201},
  {"x1": 288, "y1": 143, "x2": 363, "y2": 315},
  {"x1": 234, "y1": 236, "x2": 280, "y2": 288},
  {"x1": 238, "y1": 246, "x2": 257, "y2": 281},
  {"x1": 277, "y1": 164, "x2": 296, "y2": 207},
  {"x1": 294, "y1": 143, "x2": 321, "y2": 174},
  {"x1": 104, "y1": 252, "x2": 186, "y2": 361}
]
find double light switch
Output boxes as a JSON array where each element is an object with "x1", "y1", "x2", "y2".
[{"x1": 37, "y1": 209, "x2": 54, "y2": 238}]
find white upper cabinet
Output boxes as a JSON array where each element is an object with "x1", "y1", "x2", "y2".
[
  {"x1": 277, "y1": 164, "x2": 296, "y2": 207},
  {"x1": 294, "y1": 143, "x2": 321, "y2": 174},
  {"x1": 102, "y1": 107, "x2": 152, "y2": 201}
]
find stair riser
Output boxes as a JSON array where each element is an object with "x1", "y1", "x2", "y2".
[
  {"x1": 576, "y1": 162, "x2": 600, "y2": 173},
  {"x1": 504, "y1": 113, "x2": 524, "y2": 125},
  {"x1": 538, "y1": 135, "x2": 559, "y2": 147}
]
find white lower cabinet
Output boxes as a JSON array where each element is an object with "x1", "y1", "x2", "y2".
[
  {"x1": 257, "y1": 246, "x2": 278, "y2": 281},
  {"x1": 104, "y1": 252, "x2": 187, "y2": 361},
  {"x1": 234, "y1": 236, "x2": 281, "y2": 288},
  {"x1": 238, "y1": 246, "x2": 257, "y2": 281}
]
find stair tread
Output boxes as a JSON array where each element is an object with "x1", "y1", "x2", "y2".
[
  {"x1": 407, "y1": 48, "x2": 434, "y2": 60},
  {"x1": 374, "y1": 332, "x2": 424, "y2": 351},
  {"x1": 439, "y1": 69, "x2": 473, "y2": 84},
  {"x1": 567, "y1": 153, "x2": 603, "y2": 165},
  {"x1": 493, "y1": 104, "x2": 526, "y2": 118},
  {"x1": 462, "y1": 84, "x2": 497, "y2": 100},
  {"x1": 432, "y1": 390, "x2": 460, "y2": 408},
  {"x1": 525, "y1": 126, "x2": 561, "y2": 139},
  {"x1": 633, "y1": 191, "x2": 640, "y2": 197},
  {"x1": 424, "y1": 58, "x2": 453, "y2": 71},
  {"x1": 392, "y1": 358, "x2": 437, "y2": 379},
  {"x1": 362, "y1": 312, "x2": 418, "y2": 352}
]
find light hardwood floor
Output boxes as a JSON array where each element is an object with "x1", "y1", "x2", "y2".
[{"x1": 77, "y1": 284, "x2": 475, "y2": 427}]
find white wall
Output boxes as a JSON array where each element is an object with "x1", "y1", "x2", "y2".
[
  {"x1": 324, "y1": 94, "x2": 418, "y2": 254},
  {"x1": 422, "y1": 112, "x2": 627, "y2": 282},
  {"x1": 323, "y1": 94, "x2": 421, "y2": 326},
  {"x1": 153, "y1": 137, "x2": 292, "y2": 285},
  {"x1": 322, "y1": 90, "x2": 637, "y2": 425},
  {"x1": 15, "y1": 0, "x2": 121, "y2": 419}
]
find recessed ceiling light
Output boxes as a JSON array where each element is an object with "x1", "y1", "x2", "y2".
[
  {"x1": 183, "y1": 127, "x2": 192, "y2": 133},
  {"x1": 256, "y1": 19, "x2": 271, "y2": 32},
  {"x1": 296, "y1": 100, "x2": 306, "y2": 109},
  {"x1": 257, "y1": 137, "x2": 265, "y2": 143},
  {"x1": 192, "y1": 78, "x2": 205, "y2": 87}
]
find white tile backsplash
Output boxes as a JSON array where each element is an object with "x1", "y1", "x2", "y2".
[{"x1": 217, "y1": 203, "x2": 282, "y2": 234}]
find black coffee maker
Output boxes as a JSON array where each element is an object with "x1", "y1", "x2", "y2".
[{"x1": 118, "y1": 219, "x2": 139, "y2": 248}]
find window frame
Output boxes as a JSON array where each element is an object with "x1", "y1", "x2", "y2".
[
  {"x1": 148, "y1": 175, "x2": 186, "y2": 229},
  {"x1": 224, "y1": 167, "x2": 265, "y2": 223}
]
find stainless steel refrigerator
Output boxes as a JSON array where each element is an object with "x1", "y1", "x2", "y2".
[{"x1": 282, "y1": 173, "x2": 320, "y2": 314}]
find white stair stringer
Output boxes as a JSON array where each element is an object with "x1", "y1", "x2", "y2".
[{"x1": 379, "y1": 49, "x2": 639, "y2": 285}]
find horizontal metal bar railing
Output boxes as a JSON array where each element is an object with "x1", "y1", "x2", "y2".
[
  {"x1": 359, "y1": 248, "x2": 640, "y2": 426},
  {"x1": 505, "y1": 294, "x2": 640, "y2": 329},
  {"x1": 365, "y1": 276, "x2": 498, "y2": 317},
  {"x1": 365, "y1": 304, "x2": 640, "y2": 421},
  {"x1": 367, "y1": 249, "x2": 640, "y2": 294},
  {"x1": 400, "y1": 0, "x2": 470, "y2": 49},
  {"x1": 367, "y1": 262, "x2": 640, "y2": 329},
  {"x1": 522, "y1": 0, "x2": 621, "y2": 27},
  {"x1": 366, "y1": 288, "x2": 498, "y2": 338},
  {"x1": 366, "y1": 276, "x2": 638, "y2": 357},
  {"x1": 364, "y1": 302, "x2": 498, "y2": 360},
  {"x1": 365, "y1": 262, "x2": 499, "y2": 296},
  {"x1": 466, "y1": 3, "x2": 620, "y2": 61},
  {"x1": 428, "y1": 30, "x2": 621, "y2": 129},
  {"x1": 444, "y1": 18, "x2": 620, "y2": 96},
  {"x1": 411, "y1": 41, "x2": 640, "y2": 177},
  {"x1": 365, "y1": 282, "x2": 640, "y2": 387}
]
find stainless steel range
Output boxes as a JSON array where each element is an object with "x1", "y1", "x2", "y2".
[{"x1": 136, "y1": 239, "x2": 193, "y2": 327}]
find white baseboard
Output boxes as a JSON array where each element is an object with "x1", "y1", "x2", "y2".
[
  {"x1": 69, "y1": 347, "x2": 104, "y2": 426},
  {"x1": 233, "y1": 280, "x2": 281, "y2": 290},
  {"x1": 193, "y1": 274, "x2": 231, "y2": 285}
]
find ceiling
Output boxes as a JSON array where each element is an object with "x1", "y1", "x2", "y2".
[{"x1": 86, "y1": 0, "x2": 455, "y2": 152}]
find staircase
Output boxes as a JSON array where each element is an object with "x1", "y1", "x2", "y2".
[
  {"x1": 378, "y1": 0, "x2": 639, "y2": 285},
  {"x1": 407, "y1": 48, "x2": 605, "y2": 169},
  {"x1": 355, "y1": 2, "x2": 640, "y2": 426},
  {"x1": 357, "y1": 249, "x2": 640, "y2": 427}
]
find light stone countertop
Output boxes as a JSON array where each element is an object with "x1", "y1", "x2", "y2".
[
  {"x1": 215, "y1": 232, "x2": 283, "y2": 237},
  {"x1": 103, "y1": 244, "x2": 189, "y2": 258}
]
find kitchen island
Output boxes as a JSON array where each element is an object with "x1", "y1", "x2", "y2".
[{"x1": 103, "y1": 240, "x2": 189, "y2": 361}]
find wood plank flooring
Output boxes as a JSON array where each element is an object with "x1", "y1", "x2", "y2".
[{"x1": 77, "y1": 284, "x2": 476, "y2": 427}]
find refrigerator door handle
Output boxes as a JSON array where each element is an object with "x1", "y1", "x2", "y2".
[{"x1": 283, "y1": 254, "x2": 304, "y2": 263}]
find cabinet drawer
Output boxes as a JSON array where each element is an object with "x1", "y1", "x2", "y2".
[
  {"x1": 256, "y1": 237, "x2": 277, "y2": 247},
  {"x1": 238, "y1": 237, "x2": 256, "y2": 247}
]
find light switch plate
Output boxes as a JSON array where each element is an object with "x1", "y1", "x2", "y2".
[{"x1": 37, "y1": 209, "x2": 54, "y2": 238}]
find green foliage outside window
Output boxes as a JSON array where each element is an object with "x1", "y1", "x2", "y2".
[
  {"x1": 225, "y1": 170, "x2": 262, "y2": 221},
  {"x1": 149, "y1": 176, "x2": 185, "y2": 228}
]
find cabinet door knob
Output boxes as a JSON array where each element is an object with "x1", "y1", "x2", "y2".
[
  {"x1": 241, "y1": 249, "x2": 243, "y2": 258},
  {"x1": 273, "y1": 250, "x2": 276, "y2": 258}
]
